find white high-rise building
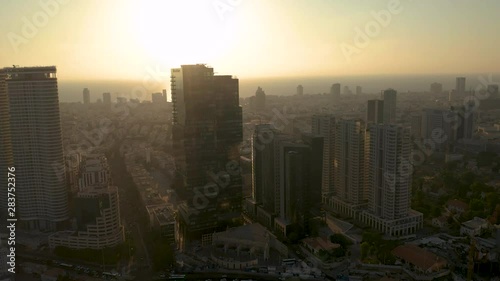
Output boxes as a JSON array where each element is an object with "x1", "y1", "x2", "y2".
[
  {"x1": 49, "y1": 154, "x2": 124, "y2": 249},
  {"x1": 0, "y1": 66, "x2": 69, "y2": 231},
  {"x1": 324, "y1": 119, "x2": 367, "y2": 218},
  {"x1": 360, "y1": 124, "x2": 423, "y2": 236},
  {"x1": 312, "y1": 115, "x2": 335, "y2": 195},
  {"x1": 334, "y1": 119, "x2": 366, "y2": 205}
]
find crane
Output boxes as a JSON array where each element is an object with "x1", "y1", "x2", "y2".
[{"x1": 467, "y1": 237, "x2": 477, "y2": 281}]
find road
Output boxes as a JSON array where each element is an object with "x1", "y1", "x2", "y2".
[{"x1": 108, "y1": 144, "x2": 153, "y2": 281}]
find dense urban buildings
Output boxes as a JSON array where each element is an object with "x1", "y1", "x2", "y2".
[
  {"x1": 0, "y1": 66, "x2": 70, "y2": 231},
  {"x1": 246, "y1": 125, "x2": 323, "y2": 238},
  {"x1": 430, "y1": 82, "x2": 443, "y2": 94}
]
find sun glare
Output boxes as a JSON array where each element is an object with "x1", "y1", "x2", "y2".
[{"x1": 130, "y1": 0, "x2": 234, "y2": 67}]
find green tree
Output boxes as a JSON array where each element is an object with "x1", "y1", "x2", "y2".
[
  {"x1": 151, "y1": 242, "x2": 175, "y2": 271},
  {"x1": 360, "y1": 242, "x2": 370, "y2": 260}
]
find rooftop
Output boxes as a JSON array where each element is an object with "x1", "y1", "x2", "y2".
[
  {"x1": 462, "y1": 217, "x2": 488, "y2": 229},
  {"x1": 447, "y1": 199, "x2": 469, "y2": 210},
  {"x1": 392, "y1": 244, "x2": 447, "y2": 272},
  {"x1": 302, "y1": 236, "x2": 340, "y2": 252},
  {"x1": 214, "y1": 223, "x2": 275, "y2": 243}
]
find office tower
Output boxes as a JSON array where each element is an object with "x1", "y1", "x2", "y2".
[
  {"x1": 311, "y1": 115, "x2": 336, "y2": 194},
  {"x1": 251, "y1": 125, "x2": 276, "y2": 212},
  {"x1": 361, "y1": 124, "x2": 422, "y2": 236},
  {"x1": 488, "y1": 84, "x2": 499, "y2": 99},
  {"x1": 102, "y1": 92, "x2": 111, "y2": 104},
  {"x1": 152, "y1": 92, "x2": 166, "y2": 103},
  {"x1": 455, "y1": 77, "x2": 466, "y2": 96},
  {"x1": 330, "y1": 83, "x2": 341, "y2": 98},
  {"x1": 420, "y1": 108, "x2": 473, "y2": 146},
  {"x1": 301, "y1": 134, "x2": 324, "y2": 214},
  {"x1": 356, "y1": 86, "x2": 362, "y2": 95},
  {"x1": 281, "y1": 149, "x2": 309, "y2": 225},
  {"x1": 268, "y1": 133, "x2": 323, "y2": 236},
  {"x1": 297, "y1": 84, "x2": 303, "y2": 95},
  {"x1": 366, "y1": 99, "x2": 384, "y2": 124},
  {"x1": 49, "y1": 155, "x2": 124, "y2": 249},
  {"x1": 421, "y1": 109, "x2": 446, "y2": 141},
  {"x1": 255, "y1": 86, "x2": 266, "y2": 110},
  {"x1": 0, "y1": 66, "x2": 69, "y2": 231},
  {"x1": 171, "y1": 64, "x2": 242, "y2": 246},
  {"x1": 430, "y1": 82, "x2": 443, "y2": 94},
  {"x1": 83, "y1": 87, "x2": 90, "y2": 104},
  {"x1": 382, "y1": 89, "x2": 397, "y2": 124}
]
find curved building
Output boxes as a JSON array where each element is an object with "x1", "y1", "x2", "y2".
[{"x1": 1, "y1": 66, "x2": 69, "y2": 230}]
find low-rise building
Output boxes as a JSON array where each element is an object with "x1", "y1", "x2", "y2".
[
  {"x1": 301, "y1": 236, "x2": 340, "y2": 256},
  {"x1": 392, "y1": 244, "x2": 449, "y2": 277},
  {"x1": 432, "y1": 216, "x2": 448, "y2": 229},
  {"x1": 460, "y1": 217, "x2": 488, "y2": 236},
  {"x1": 210, "y1": 223, "x2": 288, "y2": 269},
  {"x1": 147, "y1": 204, "x2": 176, "y2": 245},
  {"x1": 446, "y1": 199, "x2": 469, "y2": 214},
  {"x1": 41, "y1": 268, "x2": 66, "y2": 281}
]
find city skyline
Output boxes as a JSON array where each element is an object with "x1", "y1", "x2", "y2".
[
  {"x1": 1, "y1": 0, "x2": 500, "y2": 83},
  {"x1": 2, "y1": 1, "x2": 500, "y2": 279}
]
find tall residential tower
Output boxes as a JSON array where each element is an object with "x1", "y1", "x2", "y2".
[{"x1": 0, "y1": 66, "x2": 69, "y2": 231}]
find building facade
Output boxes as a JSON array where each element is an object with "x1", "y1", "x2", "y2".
[
  {"x1": 382, "y1": 89, "x2": 397, "y2": 124},
  {"x1": 0, "y1": 66, "x2": 69, "y2": 231},
  {"x1": 311, "y1": 115, "x2": 336, "y2": 194},
  {"x1": 171, "y1": 65, "x2": 243, "y2": 246}
]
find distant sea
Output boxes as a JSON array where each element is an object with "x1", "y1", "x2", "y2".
[{"x1": 58, "y1": 74, "x2": 500, "y2": 103}]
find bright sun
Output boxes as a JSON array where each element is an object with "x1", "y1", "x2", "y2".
[{"x1": 130, "y1": 0, "x2": 235, "y2": 67}]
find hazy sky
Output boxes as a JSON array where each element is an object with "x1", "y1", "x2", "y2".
[{"x1": 1, "y1": 0, "x2": 500, "y2": 81}]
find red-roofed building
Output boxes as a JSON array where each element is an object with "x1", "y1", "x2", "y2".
[
  {"x1": 392, "y1": 244, "x2": 448, "y2": 274},
  {"x1": 302, "y1": 237, "x2": 340, "y2": 255},
  {"x1": 447, "y1": 199, "x2": 469, "y2": 214}
]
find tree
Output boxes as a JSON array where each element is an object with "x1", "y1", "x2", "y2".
[
  {"x1": 152, "y1": 242, "x2": 175, "y2": 271},
  {"x1": 360, "y1": 242, "x2": 370, "y2": 260},
  {"x1": 330, "y1": 233, "x2": 353, "y2": 248}
]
